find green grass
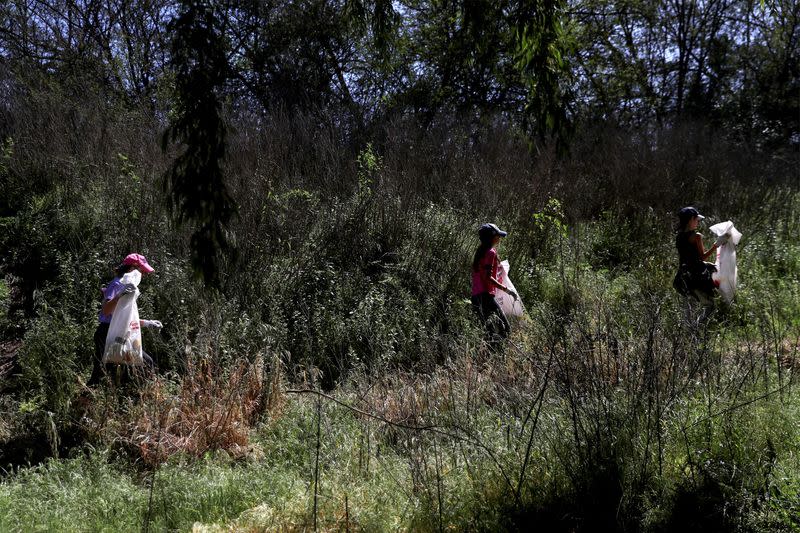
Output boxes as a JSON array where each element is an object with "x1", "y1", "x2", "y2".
[
  {"x1": 0, "y1": 452, "x2": 147, "y2": 532},
  {"x1": 1, "y1": 171, "x2": 799, "y2": 531},
  {"x1": 2, "y1": 381, "x2": 797, "y2": 532},
  {"x1": 0, "y1": 399, "x2": 417, "y2": 532}
]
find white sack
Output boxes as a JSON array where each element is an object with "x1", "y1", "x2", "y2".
[
  {"x1": 709, "y1": 221, "x2": 742, "y2": 304},
  {"x1": 495, "y1": 260, "x2": 525, "y2": 317},
  {"x1": 103, "y1": 269, "x2": 144, "y2": 365}
]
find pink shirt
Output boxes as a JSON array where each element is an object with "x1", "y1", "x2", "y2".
[{"x1": 472, "y1": 248, "x2": 499, "y2": 296}]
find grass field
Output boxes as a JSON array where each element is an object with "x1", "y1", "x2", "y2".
[{"x1": 2, "y1": 186, "x2": 799, "y2": 531}]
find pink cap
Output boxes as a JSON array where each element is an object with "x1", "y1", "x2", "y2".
[{"x1": 122, "y1": 253, "x2": 155, "y2": 273}]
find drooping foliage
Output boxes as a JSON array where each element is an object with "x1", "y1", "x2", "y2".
[
  {"x1": 515, "y1": 0, "x2": 574, "y2": 152},
  {"x1": 162, "y1": 0, "x2": 236, "y2": 286}
]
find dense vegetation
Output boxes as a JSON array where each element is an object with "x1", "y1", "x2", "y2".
[{"x1": 1, "y1": 0, "x2": 798, "y2": 531}]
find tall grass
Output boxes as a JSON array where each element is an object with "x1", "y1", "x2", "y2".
[{"x1": 1, "y1": 99, "x2": 798, "y2": 530}]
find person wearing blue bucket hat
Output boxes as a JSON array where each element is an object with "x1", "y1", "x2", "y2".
[
  {"x1": 673, "y1": 207, "x2": 728, "y2": 306},
  {"x1": 471, "y1": 223, "x2": 517, "y2": 347}
]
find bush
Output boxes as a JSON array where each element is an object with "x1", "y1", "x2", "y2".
[
  {"x1": 125, "y1": 355, "x2": 279, "y2": 466},
  {"x1": 16, "y1": 310, "x2": 87, "y2": 420}
]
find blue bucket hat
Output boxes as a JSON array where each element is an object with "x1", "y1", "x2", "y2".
[
  {"x1": 478, "y1": 223, "x2": 508, "y2": 241},
  {"x1": 678, "y1": 206, "x2": 705, "y2": 225}
]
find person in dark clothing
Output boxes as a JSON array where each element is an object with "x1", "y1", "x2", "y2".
[
  {"x1": 471, "y1": 223, "x2": 518, "y2": 347},
  {"x1": 88, "y1": 253, "x2": 161, "y2": 386},
  {"x1": 673, "y1": 207, "x2": 728, "y2": 306}
]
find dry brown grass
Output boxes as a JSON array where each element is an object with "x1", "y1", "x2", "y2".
[
  {"x1": 125, "y1": 354, "x2": 284, "y2": 466},
  {"x1": 358, "y1": 346, "x2": 544, "y2": 431},
  {"x1": 778, "y1": 338, "x2": 800, "y2": 370}
]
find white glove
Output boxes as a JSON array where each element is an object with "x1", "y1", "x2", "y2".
[
  {"x1": 715, "y1": 234, "x2": 729, "y2": 247},
  {"x1": 142, "y1": 320, "x2": 163, "y2": 329}
]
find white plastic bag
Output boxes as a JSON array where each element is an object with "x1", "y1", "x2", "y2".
[
  {"x1": 103, "y1": 269, "x2": 144, "y2": 365},
  {"x1": 495, "y1": 260, "x2": 524, "y2": 317},
  {"x1": 709, "y1": 221, "x2": 742, "y2": 303}
]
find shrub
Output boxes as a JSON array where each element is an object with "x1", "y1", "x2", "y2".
[
  {"x1": 16, "y1": 310, "x2": 86, "y2": 420},
  {"x1": 122, "y1": 354, "x2": 281, "y2": 466}
]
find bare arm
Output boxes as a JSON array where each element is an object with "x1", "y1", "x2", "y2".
[
  {"x1": 489, "y1": 275, "x2": 513, "y2": 294},
  {"x1": 101, "y1": 281, "x2": 131, "y2": 316},
  {"x1": 693, "y1": 233, "x2": 717, "y2": 260},
  {"x1": 101, "y1": 293, "x2": 122, "y2": 316},
  {"x1": 483, "y1": 254, "x2": 514, "y2": 294}
]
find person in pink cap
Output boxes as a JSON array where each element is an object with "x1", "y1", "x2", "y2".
[{"x1": 88, "y1": 253, "x2": 162, "y2": 386}]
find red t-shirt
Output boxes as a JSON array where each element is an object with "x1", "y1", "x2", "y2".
[{"x1": 472, "y1": 248, "x2": 498, "y2": 296}]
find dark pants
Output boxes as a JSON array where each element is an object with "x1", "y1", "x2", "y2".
[
  {"x1": 472, "y1": 292, "x2": 511, "y2": 347},
  {"x1": 89, "y1": 322, "x2": 155, "y2": 386},
  {"x1": 673, "y1": 262, "x2": 717, "y2": 303}
]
